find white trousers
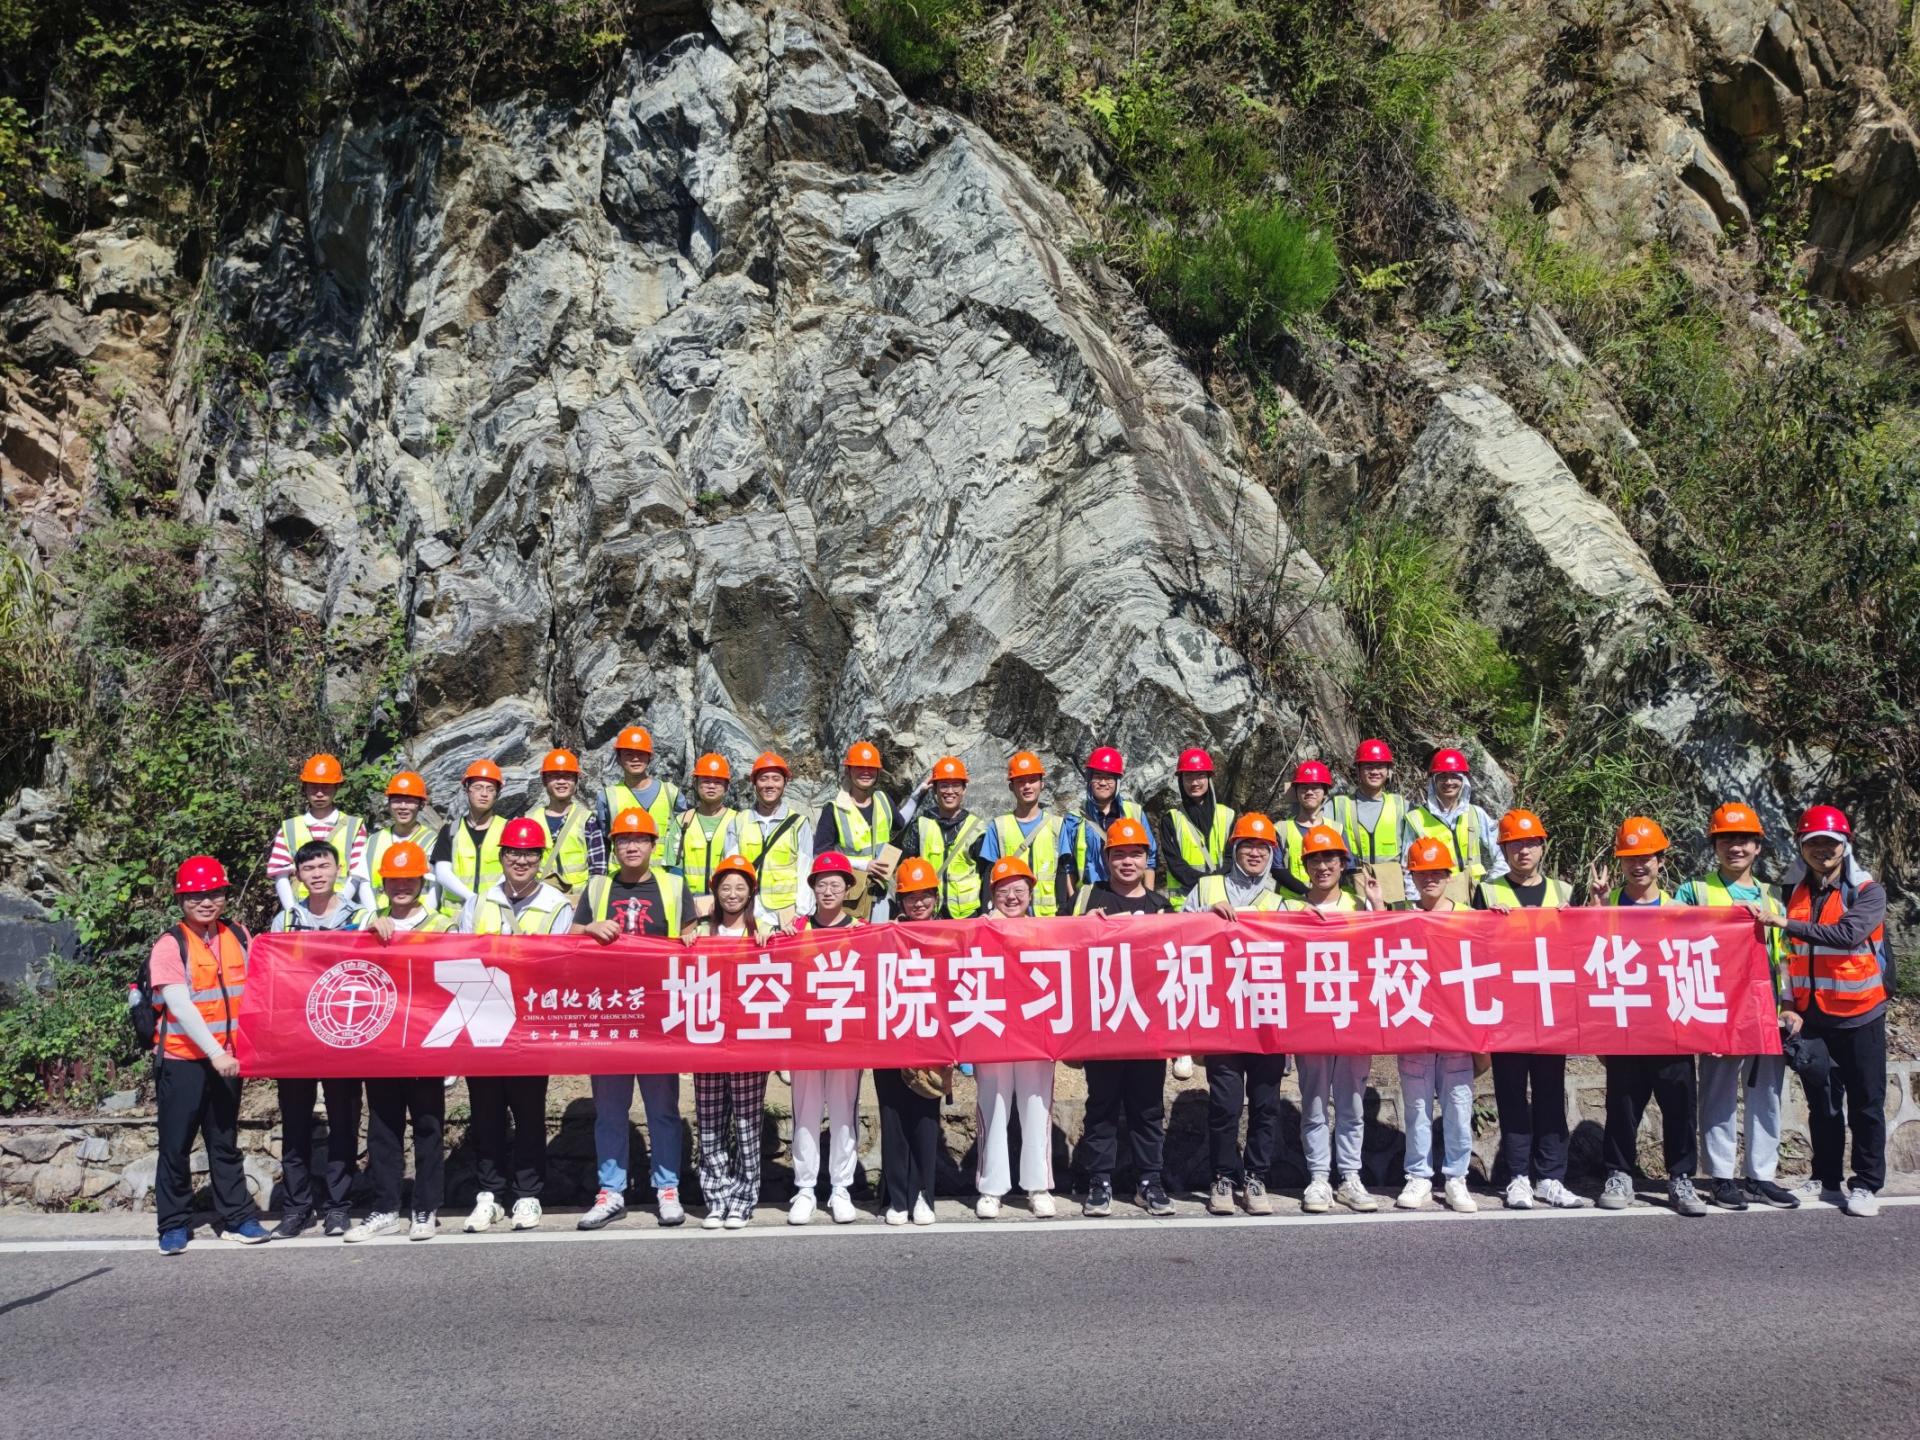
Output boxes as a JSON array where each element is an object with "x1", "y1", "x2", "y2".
[
  {"x1": 790, "y1": 1067, "x2": 860, "y2": 1190},
  {"x1": 1699, "y1": 1053, "x2": 1785, "y2": 1181},
  {"x1": 975, "y1": 1061, "x2": 1055, "y2": 1197}
]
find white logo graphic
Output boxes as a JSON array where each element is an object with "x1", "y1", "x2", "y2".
[
  {"x1": 306, "y1": 960, "x2": 399, "y2": 1049},
  {"x1": 421, "y1": 958, "x2": 517, "y2": 1048}
]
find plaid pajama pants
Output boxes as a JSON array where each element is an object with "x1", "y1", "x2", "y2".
[{"x1": 694, "y1": 1072, "x2": 769, "y2": 1218}]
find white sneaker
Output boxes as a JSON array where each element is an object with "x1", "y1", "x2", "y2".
[
  {"x1": 1337, "y1": 1177, "x2": 1379, "y2": 1213},
  {"x1": 463, "y1": 1192, "x2": 505, "y2": 1233},
  {"x1": 408, "y1": 1211, "x2": 437, "y2": 1241},
  {"x1": 510, "y1": 1198, "x2": 542, "y2": 1231},
  {"x1": 1795, "y1": 1177, "x2": 1847, "y2": 1206},
  {"x1": 1504, "y1": 1175, "x2": 1534, "y2": 1209},
  {"x1": 722, "y1": 1212, "x2": 749, "y2": 1229},
  {"x1": 828, "y1": 1188, "x2": 857, "y2": 1224},
  {"x1": 443, "y1": 1075, "x2": 458, "y2": 1090},
  {"x1": 975, "y1": 1194, "x2": 1001, "y2": 1219},
  {"x1": 344, "y1": 1211, "x2": 402, "y2": 1243},
  {"x1": 788, "y1": 1193, "x2": 816, "y2": 1226},
  {"x1": 912, "y1": 1197, "x2": 936, "y2": 1226},
  {"x1": 1028, "y1": 1191, "x2": 1056, "y2": 1219},
  {"x1": 1844, "y1": 1187, "x2": 1880, "y2": 1218},
  {"x1": 701, "y1": 1212, "x2": 725, "y2": 1230},
  {"x1": 577, "y1": 1189, "x2": 627, "y2": 1231},
  {"x1": 1534, "y1": 1178, "x2": 1586, "y2": 1209},
  {"x1": 885, "y1": 1208, "x2": 909, "y2": 1226},
  {"x1": 1302, "y1": 1176, "x2": 1333, "y2": 1213},
  {"x1": 1444, "y1": 1177, "x2": 1478, "y2": 1213},
  {"x1": 656, "y1": 1186, "x2": 685, "y2": 1227},
  {"x1": 1395, "y1": 1177, "x2": 1432, "y2": 1210},
  {"x1": 1171, "y1": 1054, "x2": 1195, "y2": 1081},
  {"x1": 777, "y1": 1070, "x2": 791, "y2": 1084}
]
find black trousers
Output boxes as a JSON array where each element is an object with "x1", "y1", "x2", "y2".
[
  {"x1": 277, "y1": 1076, "x2": 363, "y2": 1215},
  {"x1": 1078, "y1": 1059, "x2": 1166, "y2": 1184},
  {"x1": 874, "y1": 1068, "x2": 940, "y2": 1211},
  {"x1": 1602, "y1": 1055, "x2": 1698, "y2": 1178},
  {"x1": 1490, "y1": 1053, "x2": 1568, "y2": 1183},
  {"x1": 156, "y1": 1056, "x2": 255, "y2": 1235},
  {"x1": 1794, "y1": 1015, "x2": 1887, "y2": 1192},
  {"x1": 1205, "y1": 1054, "x2": 1287, "y2": 1183},
  {"x1": 470, "y1": 1075, "x2": 548, "y2": 1199},
  {"x1": 365, "y1": 1077, "x2": 446, "y2": 1214}
]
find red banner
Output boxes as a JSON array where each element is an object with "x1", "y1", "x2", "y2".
[{"x1": 233, "y1": 907, "x2": 1782, "y2": 1078}]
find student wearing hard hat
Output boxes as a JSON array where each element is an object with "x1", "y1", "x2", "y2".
[
  {"x1": 1289, "y1": 824, "x2": 1385, "y2": 1214},
  {"x1": 1059, "y1": 746, "x2": 1157, "y2": 908},
  {"x1": 1750, "y1": 805, "x2": 1890, "y2": 1217},
  {"x1": 684, "y1": 854, "x2": 773, "y2": 1229},
  {"x1": 980, "y1": 751, "x2": 1069, "y2": 918},
  {"x1": 150, "y1": 856, "x2": 270, "y2": 1254},
  {"x1": 1677, "y1": 802, "x2": 1798, "y2": 1211},
  {"x1": 533, "y1": 748, "x2": 604, "y2": 901},
  {"x1": 898, "y1": 755, "x2": 987, "y2": 920},
  {"x1": 350, "y1": 841, "x2": 452, "y2": 1243},
  {"x1": 459, "y1": 817, "x2": 574, "y2": 1235},
  {"x1": 1184, "y1": 812, "x2": 1286, "y2": 1216},
  {"x1": 788, "y1": 852, "x2": 865, "y2": 1225},
  {"x1": 721, "y1": 752, "x2": 813, "y2": 925},
  {"x1": 1591, "y1": 817, "x2": 1706, "y2": 1218},
  {"x1": 668, "y1": 753, "x2": 740, "y2": 905},
  {"x1": 572, "y1": 807, "x2": 696, "y2": 1231},
  {"x1": 597, "y1": 724, "x2": 681, "y2": 836},
  {"x1": 432, "y1": 759, "x2": 510, "y2": 919},
  {"x1": 1345, "y1": 740, "x2": 1420, "y2": 901},
  {"x1": 1473, "y1": 808, "x2": 1584, "y2": 1210},
  {"x1": 364, "y1": 771, "x2": 441, "y2": 912},
  {"x1": 1409, "y1": 749, "x2": 1504, "y2": 888},
  {"x1": 268, "y1": 752, "x2": 371, "y2": 911},
  {"x1": 812, "y1": 741, "x2": 897, "y2": 917},
  {"x1": 1276, "y1": 760, "x2": 1346, "y2": 893},
  {"x1": 875, "y1": 858, "x2": 945, "y2": 1226},
  {"x1": 1393, "y1": 838, "x2": 1478, "y2": 1215},
  {"x1": 1160, "y1": 746, "x2": 1235, "y2": 908},
  {"x1": 973, "y1": 857, "x2": 1058, "y2": 1219}
]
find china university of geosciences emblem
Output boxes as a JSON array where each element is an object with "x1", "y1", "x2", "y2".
[{"x1": 305, "y1": 959, "x2": 400, "y2": 1049}]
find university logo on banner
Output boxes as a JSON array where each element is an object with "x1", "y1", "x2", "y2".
[
  {"x1": 305, "y1": 959, "x2": 399, "y2": 1048},
  {"x1": 421, "y1": 958, "x2": 518, "y2": 1048}
]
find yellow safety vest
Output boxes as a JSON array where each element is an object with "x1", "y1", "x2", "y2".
[
  {"x1": 1284, "y1": 890, "x2": 1359, "y2": 914},
  {"x1": 917, "y1": 813, "x2": 986, "y2": 919},
  {"x1": 1609, "y1": 886, "x2": 1673, "y2": 907},
  {"x1": 735, "y1": 811, "x2": 806, "y2": 912},
  {"x1": 1164, "y1": 804, "x2": 1235, "y2": 904},
  {"x1": 1410, "y1": 806, "x2": 1488, "y2": 883},
  {"x1": 1341, "y1": 793, "x2": 1405, "y2": 867},
  {"x1": 1688, "y1": 872, "x2": 1788, "y2": 1001},
  {"x1": 1070, "y1": 798, "x2": 1149, "y2": 881},
  {"x1": 363, "y1": 909, "x2": 454, "y2": 933},
  {"x1": 441, "y1": 816, "x2": 508, "y2": 917},
  {"x1": 991, "y1": 812, "x2": 1064, "y2": 917},
  {"x1": 1477, "y1": 875, "x2": 1569, "y2": 909},
  {"x1": 831, "y1": 792, "x2": 895, "y2": 859},
  {"x1": 472, "y1": 888, "x2": 572, "y2": 936},
  {"x1": 1278, "y1": 813, "x2": 1343, "y2": 888},
  {"x1": 584, "y1": 874, "x2": 685, "y2": 938},
  {"x1": 673, "y1": 807, "x2": 739, "y2": 895},
  {"x1": 367, "y1": 822, "x2": 442, "y2": 902},
  {"x1": 604, "y1": 778, "x2": 680, "y2": 836},
  {"x1": 537, "y1": 803, "x2": 594, "y2": 891},
  {"x1": 1193, "y1": 875, "x2": 1285, "y2": 911},
  {"x1": 281, "y1": 812, "x2": 362, "y2": 900}
]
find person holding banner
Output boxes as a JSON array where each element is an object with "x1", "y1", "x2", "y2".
[
  {"x1": 574, "y1": 808, "x2": 694, "y2": 1232},
  {"x1": 432, "y1": 759, "x2": 509, "y2": 920},
  {"x1": 981, "y1": 751, "x2": 1068, "y2": 918},
  {"x1": 1393, "y1": 838, "x2": 1478, "y2": 1214},
  {"x1": 789, "y1": 852, "x2": 865, "y2": 1225},
  {"x1": 974, "y1": 857, "x2": 1059, "y2": 1219},
  {"x1": 1185, "y1": 812, "x2": 1286, "y2": 1217},
  {"x1": 1289, "y1": 825, "x2": 1383, "y2": 1214},
  {"x1": 722, "y1": 752, "x2": 812, "y2": 927},
  {"x1": 685, "y1": 855, "x2": 773, "y2": 1229},
  {"x1": 875, "y1": 858, "x2": 945, "y2": 1226},
  {"x1": 899, "y1": 755, "x2": 988, "y2": 920},
  {"x1": 459, "y1": 817, "x2": 573, "y2": 1234}
]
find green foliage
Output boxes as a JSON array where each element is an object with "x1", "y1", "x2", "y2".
[
  {"x1": 0, "y1": 92, "x2": 66, "y2": 291},
  {"x1": 0, "y1": 960, "x2": 132, "y2": 1111},
  {"x1": 847, "y1": 0, "x2": 983, "y2": 89},
  {"x1": 1139, "y1": 199, "x2": 1341, "y2": 351},
  {"x1": 0, "y1": 548, "x2": 76, "y2": 769},
  {"x1": 1502, "y1": 704, "x2": 1689, "y2": 879}
]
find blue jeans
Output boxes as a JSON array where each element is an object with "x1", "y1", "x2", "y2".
[
  {"x1": 590, "y1": 1073, "x2": 683, "y2": 1193},
  {"x1": 1398, "y1": 1053, "x2": 1475, "y2": 1179}
]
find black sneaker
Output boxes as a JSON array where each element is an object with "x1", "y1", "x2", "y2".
[
  {"x1": 269, "y1": 1210, "x2": 312, "y2": 1240},
  {"x1": 1082, "y1": 1176, "x2": 1113, "y2": 1217},
  {"x1": 1711, "y1": 1178, "x2": 1749, "y2": 1211},
  {"x1": 1135, "y1": 1178, "x2": 1174, "y2": 1216},
  {"x1": 1745, "y1": 1178, "x2": 1800, "y2": 1209},
  {"x1": 323, "y1": 1209, "x2": 351, "y2": 1238}
]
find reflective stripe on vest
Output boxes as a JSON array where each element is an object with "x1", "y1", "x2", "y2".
[
  {"x1": 585, "y1": 874, "x2": 684, "y2": 938},
  {"x1": 605, "y1": 779, "x2": 680, "y2": 837},
  {"x1": 474, "y1": 893, "x2": 571, "y2": 936},
  {"x1": 283, "y1": 813, "x2": 362, "y2": 900},
  {"x1": 159, "y1": 925, "x2": 247, "y2": 1062},
  {"x1": 1285, "y1": 891, "x2": 1358, "y2": 913},
  {"x1": 918, "y1": 813, "x2": 986, "y2": 919},
  {"x1": 1071, "y1": 799, "x2": 1147, "y2": 882},
  {"x1": 1786, "y1": 882, "x2": 1887, "y2": 1019},
  {"x1": 1410, "y1": 807, "x2": 1485, "y2": 883},
  {"x1": 1164, "y1": 804, "x2": 1236, "y2": 902},
  {"x1": 1194, "y1": 875, "x2": 1284, "y2": 912},
  {"x1": 736, "y1": 812, "x2": 804, "y2": 912},
  {"x1": 442, "y1": 816, "x2": 508, "y2": 917},
  {"x1": 1476, "y1": 876, "x2": 1568, "y2": 909},
  {"x1": 675, "y1": 808, "x2": 739, "y2": 895},
  {"x1": 368, "y1": 823, "x2": 441, "y2": 900},
  {"x1": 1341, "y1": 793, "x2": 1404, "y2": 866},
  {"x1": 538, "y1": 804, "x2": 594, "y2": 889},
  {"x1": 364, "y1": 909, "x2": 454, "y2": 933},
  {"x1": 993, "y1": 812, "x2": 1064, "y2": 917},
  {"x1": 1692, "y1": 873, "x2": 1788, "y2": 1000},
  {"x1": 832, "y1": 793, "x2": 895, "y2": 859}
]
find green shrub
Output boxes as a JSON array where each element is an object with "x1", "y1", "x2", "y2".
[
  {"x1": 1143, "y1": 199, "x2": 1341, "y2": 350},
  {"x1": 847, "y1": 0, "x2": 982, "y2": 88},
  {"x1": 0, "y1": 960, "x2": 134, "y2": 1112}
]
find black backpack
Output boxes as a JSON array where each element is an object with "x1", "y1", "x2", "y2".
[{"x1": 129, "y1": 921, "x2": 251, "y2": 1055}]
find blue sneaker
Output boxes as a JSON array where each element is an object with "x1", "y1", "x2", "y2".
[
  {"x1": 159, "y1": 1227, "x2": 190, "y2": 1255},
  {"x1": 227, "y1": 1218, "x2": 271, "y2": 1244}
]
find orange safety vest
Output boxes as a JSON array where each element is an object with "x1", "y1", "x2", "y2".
[
  {"x1": 1786, "y1": 881, "x2": 1887, "y2": 1019},
  {"x1": 158, "y1": 924, "x2": 248, "y2": 1062}
]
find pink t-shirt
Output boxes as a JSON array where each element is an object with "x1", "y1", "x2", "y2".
[{"x1": 149, "y1": 925, "x2": 232, "y2": 987}]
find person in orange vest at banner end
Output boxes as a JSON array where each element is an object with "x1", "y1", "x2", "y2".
[
  {"x1": 596, "y1": 724, "x2": 681, "y2": 836},
  {"x1": 1751, "y1": 805, "x2": 1890, "y2": 1217},
  {"x1": 432, "y1": 759, "x2": 509, "y2": 920},
  {"x1": 1409, "y1": 748, "x2": 1504, "y2": 888},
  {"x1": 973, "y1": 857, "x2": 1058, "y2": 1220},
  {"x1": 877, "y1": 857, "x2": 944, "y2": 1226},
  {"x1": 150, "y1": 857, "x2": 270, "y2": 1254},
  {"x1": 364, "y1": 770, "x2": 441, "y2": 912},
  {"x1": 1474, "y1": 808, "x2": 1585, "y2": 1211},
  {"x1": 350, "y1": 841, "x2": 451, "y2": 1242},
  {"x1": 1058, "y1": 745, "x2": 1157, "y2": 907},
  {"x1": 683, "y1": 855, "x2": 773, "y2": 1230},
  {"x1": 788, "y1": 852, "x2": 865, "y2": 1225},
  {"x1": 267, "y1": 839, "x2": 371, "y2": 1239},
  {"x1": 1185, "y1": 812, "x2": 1285, "y2": 1217},
  {"x1": 458, "y1": 817, "x2": 573, "y2": 1235},
  {"x1": 533, "y1": 748, "x2": 605, "y2": 901},
  {"x1": 1591, "y1": 817, "x2": 1707, "y2": 1218},
  {"x1": 571, "y1": 807, "x2": 694, "y2": 1233},
  {"x1": 1393, "y1": 838, "x2": 1478, "y2": 1215},
  {"x1": 1161, "y1": 746, "x2": 1234, "y2": 1082},
  {"x1": 267, "y1": 752, "x2": 371, "y2": 912}
]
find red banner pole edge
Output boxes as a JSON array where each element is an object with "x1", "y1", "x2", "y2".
[{"x1": 232, "y1": 908, "x2": 1782, "y2": 1079}]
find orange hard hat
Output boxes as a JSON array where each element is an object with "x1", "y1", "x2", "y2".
[
  {"x1": 300, "y1": 753, "x2": 344, "y2": 785},
  {"x1": 1230, "y1": 812, "x2": 1279, "y2": 845},
  {"x1": 1105, "y1": 817, "x2": 1152, "y2": 849},
  {"x1": 989, "y1": 856, "x2": 1035, "y2": 888},
  {"x1": 1497, "y1": 808, "x2": 1546, "y2": 844},
  {"x1": 463, "y1": 759, "x2": 503, "y2": 785},
  {"x1": 750, "y1": 751, "x2": 790, "y2": 777},
  {"x1": 1007, "y1": 750, "x2": 1045, "y2": 780},
  {"x1": 1709, "y1": 802, "x2": 1764, "y2": 837},
  {"x1": 1406, "y1": 837, "x2": 1456, "y2": 873},
  {"x1": 1613, "y1": 816, "x2": 1669, "y2": 857},
  {"x1": 1300, "y1": 824, "x2": 1349, "y2": 858},
  {"x1": 711, "y1": 854, "x2": 758, "y2": 889},
  {"x1": 540, "y1": 748, "x2": 580, "y2": 775},
  {"x1": 609, "y1": 807, "x2": 659, "y2": 839},
  {"x1": 378, "y1": 841, "x2": 431, "y2": 880},
  {"x1": 385, "y1": 770, "x2": 428, "y2": 799},
  {"x1": 931, "y1": 755, "x2": 969, "y2": 783},
  {"x1": 894, "y1": 857, "x2": 940, "y2": 895},
  {"x1": 693, "y1": 752, "x2": 732, "y2": 781},
  {"x1": 614, "y1": 725, "x2": 654, "y2": 754},
  {"x1": 844, "y1": 741, "x2": 882, "y2": 769}
]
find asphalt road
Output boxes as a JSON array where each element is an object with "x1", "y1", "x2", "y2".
[{"x1": 3, "y1": 1204, "x2": 1915, "y2": 1439}]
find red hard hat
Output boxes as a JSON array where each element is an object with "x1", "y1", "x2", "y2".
[
  {"x1": 1355, "y1": 739, "x2": 1394, "y2": 765},
  {"x1": 1177, "y1": 747, "x2": 1214, "y2": 774},
  {"x1": 1797, "y1": 805, "x2": 1850, "y2": 839},
  {"x1": 810, "y1": 851, "x2": 854, "y2": 882},
  {"x1": 174, "y1": 855, "x2": 230, "y2": 894},
  {"x1": 500, "y1": 817, "x2": 548, "y2": 852},
  {"x1": 1292, "y1": 760, "x2": 1333, "y2": 787},
  {"x1": 1430, "y1": 748, "x2": 1470, "y2": 775},
  {"x1": 1086, "y1": 746, "x2": 1125, "y2": 776}
]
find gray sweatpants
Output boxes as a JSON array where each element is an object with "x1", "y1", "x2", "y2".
[{"x1": 1698, "y1": 1053, "x2": 1784, "y2": 1181}]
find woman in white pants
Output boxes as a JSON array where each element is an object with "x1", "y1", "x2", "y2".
[
  {"x1": 1394, "y1": 838, "x2": 1478, "y2": 1214},
  {"x1": 789, "y1": 852, "x2": 863, "y2": 1225},
  {"x1": 973, "y1": 857, "x2": 1057, "y2": 1219}
]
